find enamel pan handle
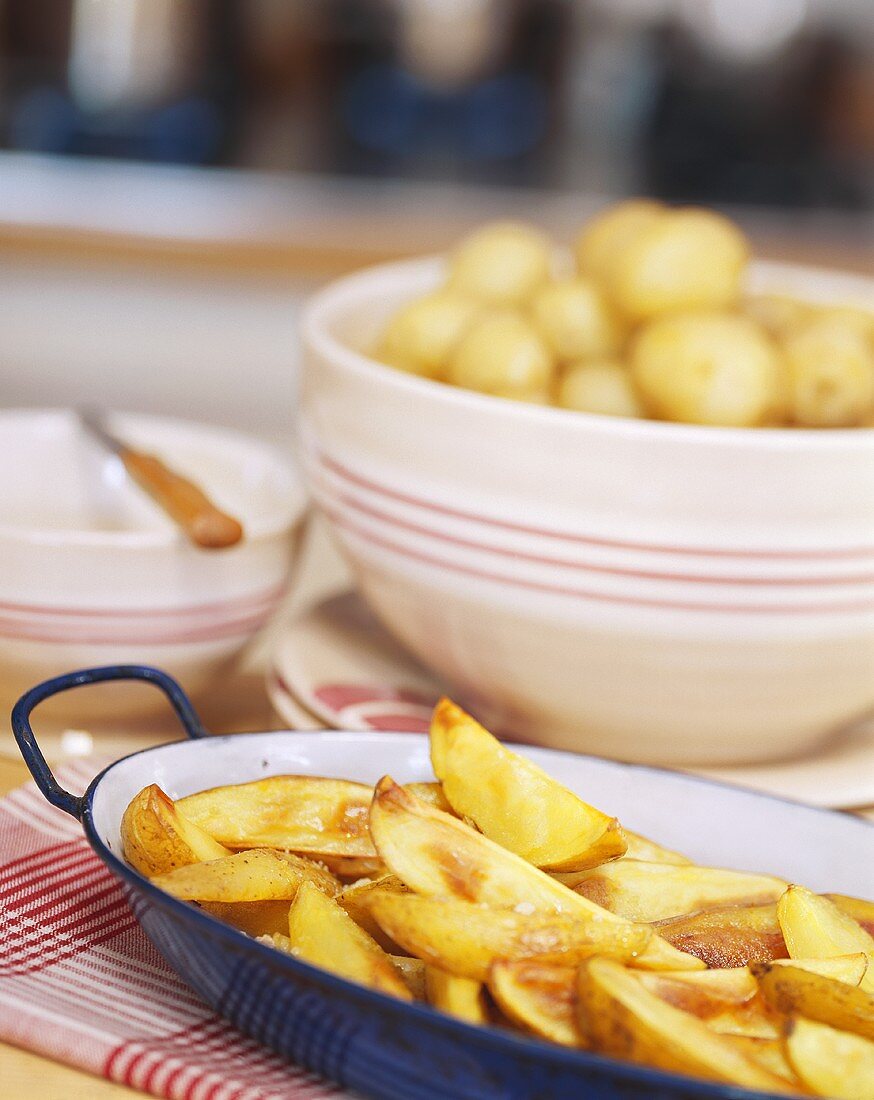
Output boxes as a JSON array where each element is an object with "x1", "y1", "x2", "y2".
[{"x1": 11, "y1": 665, "x2": 208, "y2": 820}]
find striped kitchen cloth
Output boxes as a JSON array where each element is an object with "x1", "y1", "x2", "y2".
[{"x1": 0, "y1": 757, "x2": 343, "y2": 1100}]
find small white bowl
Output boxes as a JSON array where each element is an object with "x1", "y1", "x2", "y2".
[
  {"x1": 0, "y1": 409, "x2": 306, "y2": 722},
  {"x1": 300, "y1": 257, "x2": 874, "y2": 766}
]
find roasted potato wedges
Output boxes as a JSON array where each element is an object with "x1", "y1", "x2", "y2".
[
  {"x1": 785, "y1": 1016, "x2": 874, "y2": 1100},
  {"x1": 369, "y1": 776, "x2": 700, "y2": 971},
  {"x1": 338, "y1": 874, "x2": 410, "y2": 952},
  {"x1": 425, "y1": 968, "x2": 489, "y2": 1024},
  {"x1": 656, "y1": 903, "x2": 788, "y2": 968},
  {"x1": 753, "y1": 960, "x2": 874, "y2": 1041},
  {"x1": 121, "y1": 784, "x2": 231, "y2": 876},
  {"x1": 571, "y1": 860, "x2": 786, "y2": 922},
  {"x1": 576, "y1": 959, "x2": 793, "y2": 1093},
  {"x1": 177, "y1": 776, "x2": 377, "y2": 858},
  {"x1": 778, "y1": 886, "x2": 874, "y2": 994},
  {"x1": 430, "y1": 698, "x2": 626, "y2": 872},
  {"x1": 125, "y1": 693, "x2": 874, "y2": 1100},
  {"x1": 150, "y1": 848, "x2": 338, "y2": 903},
  {"x1": 488, "y1": 962, "x2": 580, "y2": 1047},
  {"x1": 287, "y1": 881, "x2": 411, "y2": 1000},
  {"x1": 369, "y1": 892, "x2": 651, "y2": 982}
]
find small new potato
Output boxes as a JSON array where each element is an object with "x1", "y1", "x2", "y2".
[
  {"x1": 558, "y1": 360, "x2": 644, "y2": 419},
  {"x1": 448, "y1": 221, "x2": 552, "y2": 306},
  {"x1": 378, "y1": 291, "x2": 479, "y2": 379},
  {"x1": 743, "y1": 294, "x2": 815, "y2": 339},
  {"x1": 575, "y1": 200, "x2": 665, "y2": 281},
  {"x1": 606, "y1": 208, "x2": 749, "y2": 321},
  {"x1": 530, "y1": 277, "x2": 624, "y2": 361},
  {"x1": 784, "y1": 316, "x2": 874, "y2": 427},
  {"x1": 448, "y1": 310, "x2": 554, "y2": 397},
  {"x1": 631, "y1": 312, "x2": 783, "y2": 427}
]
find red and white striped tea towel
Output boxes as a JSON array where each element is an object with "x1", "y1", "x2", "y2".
[{"x1": 0, "y1": 757, "x2": 345, "y2": 1100}]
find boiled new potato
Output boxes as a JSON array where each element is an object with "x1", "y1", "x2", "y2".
[
  {"x1": 430, "y1": 698, "x2": 626, "y2": 871},
  {"x1": 121, "y1": 784, "x2": 231, "y2": 877},
  {"x1": 576, "y1": 958, "x2": 793, "y2": 1092},
  {"x1": 447, "y1": 310, "x2": 553, "y2": 396},
  {"x1": 530, "y1": 277, "x2": 623, "y2": 361},
  {"x1": 631, "y1": 312, "x2": 783, "y2": 427},
  {"x1": 368, "y1": 776, "x2": 701, "y2": 971},
  {"x1": 784, "y1": 316, "x2": 874, "y2": 427},
  {"x1": 368, "y1": 892, "x2": 651, "y2": 982},
  {"x1": 605, "y1": 208, "x2": 749, "y2": 321},
  {"x1": 557, "y1": 360, "x2": 645, "y2": 418},
  {"x1": 378, "y1": 291, "x2": 479, "y2": 379},
  {"x1": 287, "y1": 880, "x2": 411, "y2": 1000},
  {"x1": 575, "y1": 199, "x2": 666, "y2": 281},
  {"x1": 743, "y1": 293, "x2": 814, "y2": 339},
  {"x1": 785, "y1": 1017, "x2": 874, "y2": 1100},
  {"x1": 448, "y1": 221, "x2": 552, "y2": 306}
]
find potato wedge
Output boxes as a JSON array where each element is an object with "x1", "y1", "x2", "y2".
[
  {"x1": 430, "y1": 699, "x2": 625, "y2": 871},
  {"x1": 391, "y1": 955, "x2": 426, "y2": 999},
  {"x1": 122, "y1": 784, "x2": 231, "y2": 876},
  {"x1": 826, "y1": 893, "x2": 874, "y2": 939},
  {"x1": 425, "y1": 968, "x2": 489, "y2": 1024},
  {"x1": 621, "y1": 831, "x2": 691, "y2": 866},
  {"x1": 338, "y1": 874, "x2": 410, "y2": 951},
  {"x1": 576, "y1": 959, "x2": 793, "y2": 1093},
  {"x1": 150, "y1": 848, "x2": 338, "y2": 903},
  {"x1": 369, "y1": 892, "x2": 651, "y2": 982},
  {"x1": 267, "y1": 928, "x2": 429, "y2": 996},
  {"x1": 728, "y1": 1036, "x2": 802, "y2": 1088},
  {"x1": 488, "y1": 961, "x2": 580, "y2": 1047},
  {"x1": 785, "y1": 1016, "x2": 874, "y2": 1100},
  {"x1": 287, "y1": 881, "x2": 411, "y2": 1000},
  {"x1": 317, "y1": 855, "x2": 386, "y2": 879},
  {"x1": 203, "y1": 900, "x2": 293, "y2": 938},
  {"x1": 369, "y1": 777, "x2": 700, "y2": 971},
  {"x1": 778, "y1": 886, "x2": 874, "y2": 993},
  {"x1": 637, "y1": 967, "x2": 758, "y2": 1007},
  {"x1": 656, "y1": 903, "x2": 787, "y2": 968},
  {"x1": 406, "y1": 782, "x2": 456, "y2": 815},
  {"x1": 636, "y1": 971, "x2": 778, "y2": 1040},
  {"x1": 768, "y1": 954, "x2": 869, "y2": 985},
  {"x1": 177, "y1": 776, "x2": 376, "y2": 857},
  {"x1": 571, "y1": 860, "x2": 787, "y2": 922},
  {"x1": 753, "y1": 961, "x2": 874, "y2": 1041}
]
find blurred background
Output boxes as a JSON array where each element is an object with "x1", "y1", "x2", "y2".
[{"x1": 1, "y1": 0, "x2": 871, "y2": 437}]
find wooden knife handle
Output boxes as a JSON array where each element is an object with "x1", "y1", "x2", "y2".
[{"x1": 121, "y1": 450, "x2": 244, "y2": 550}]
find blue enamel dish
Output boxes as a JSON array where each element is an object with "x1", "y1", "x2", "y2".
[{"x1": 13, "y1": 665, "x2": 874, "y2": 1100}]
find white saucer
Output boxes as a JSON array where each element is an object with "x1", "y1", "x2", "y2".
[{"x1": 268, "y1": 590, "x2": 874, "y2": 811}]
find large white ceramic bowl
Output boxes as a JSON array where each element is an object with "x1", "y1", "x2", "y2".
[
  {"x1": 300, "y1": 258, "x2": 874, "y2": 766},
  {"x1": 0, "y1": 409, "x2": 306, "y2": 721}
]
